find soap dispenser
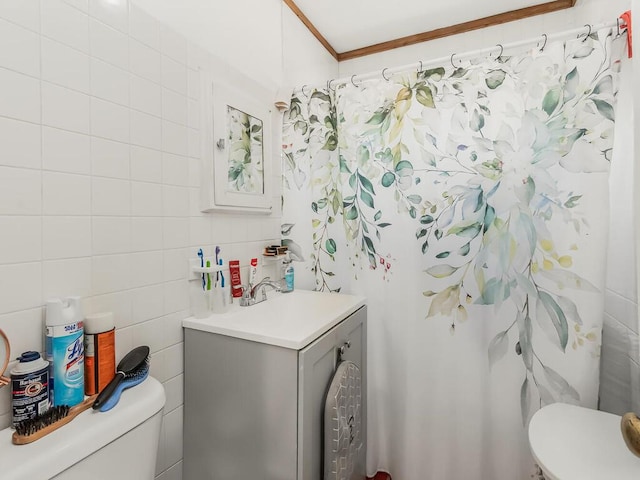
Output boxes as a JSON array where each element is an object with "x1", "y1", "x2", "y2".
[{"x1": 281, "y1": 252, "x2": 294, "y2": 293}]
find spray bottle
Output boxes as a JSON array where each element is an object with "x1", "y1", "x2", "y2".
[
  {"x1": 46, "y1": 297, "x2": 85, "y2": 407},
  {"x1": 281, "y1": 252, "x2": 294, "y2": 293}
]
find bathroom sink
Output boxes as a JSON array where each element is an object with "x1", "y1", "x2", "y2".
[
  {"x1": 182, "y1": 289, "x2": 366, "y2": 349},
  {"x1": 529, "y1": 403, "x2": 640, "y2": 480}
]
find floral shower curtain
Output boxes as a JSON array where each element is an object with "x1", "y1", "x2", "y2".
[{"x1": 283, "y1": 29, "x2": 623, "y2": 479}]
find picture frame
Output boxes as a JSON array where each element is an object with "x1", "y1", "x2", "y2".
[{"x1": 200, "y1": 79, "x2": 273, "y2": 213}]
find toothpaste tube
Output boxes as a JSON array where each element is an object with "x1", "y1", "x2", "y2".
[
  {"x1": 249, "y1": 258, "x2": 258, "y2": 286},
  {"x1": 229, "y1": 260, "x2": 242, "y2": 298}
]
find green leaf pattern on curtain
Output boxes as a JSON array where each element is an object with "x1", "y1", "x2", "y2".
[{"x1": 282, "y1": 30, "x2": 618, "y2": 423}]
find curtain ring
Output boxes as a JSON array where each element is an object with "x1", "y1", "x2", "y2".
[
  {"x1": 539, "y1": 33, "x2": 547, "y2": 52},
  {"x1": 495, "y1": 44, "x2": 504, "y2": 59},
  {"x1": 301, "y1": 84, "x2": 310, "y2": 98},
  {"x1": 350, "y1": 75, "x2": 360, "y2": 87},
  {"x1": 582, "y1": 24, "x2": 591, "y2": 42},
  {"x1": 450, "y1": 53, "x2": 457, "y2": 68},
  {"x1": 381, "y1": 68, "x2": 390, "y2": 81},
  {"x1": 327, "y1": 79, "x2": 336, "y2": 93},
  {"x1": 417, "y1": 61, "x2": 423, "y2": 73}
]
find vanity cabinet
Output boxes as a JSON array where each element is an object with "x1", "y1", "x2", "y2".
[{"x1": 183, "y1": 292, "x2": 366, "y2": 480}]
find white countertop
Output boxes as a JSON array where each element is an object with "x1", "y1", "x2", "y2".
[{"x1": 182, "y1": 289, "x2": 366, "y2": 350}]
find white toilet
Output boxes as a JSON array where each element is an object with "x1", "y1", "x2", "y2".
[
  {"x1": 529, "y1": 402, "x2": 640, "y2": 480},
  {"x1": 0, "y1": 375, "x2": 165, "y2": 480}
]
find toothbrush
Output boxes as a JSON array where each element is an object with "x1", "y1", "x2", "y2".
[
  {"x1": 197, "y1": 248, "x2": 205, "y2": 290},
  {"x1": 215, "y1": 246, "x2": 221, "y2": 282},
  {"x1": 206, "y1": 260, "x2": 212, "y2": 311},
  {"x1": 219, "y1": 259, "x2": 225, "y2": 287}
]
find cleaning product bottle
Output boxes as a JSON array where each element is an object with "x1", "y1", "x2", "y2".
[
  {"x1": 10, "y1": 351, "x2": 50, "y2": 427},
  {"x1": 282, "y1": 252, "x2": 294, "y2": 293},
  {"x1": 46, "y1": 297, "x2": 85, "y2": 407},
  {"x1": 84, "y1": 312, "x2": 115, "y2": 396}
]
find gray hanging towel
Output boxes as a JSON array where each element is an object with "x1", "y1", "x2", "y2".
[{"x1": 324, "y1": 360, "x2": 363, "y2": 480}]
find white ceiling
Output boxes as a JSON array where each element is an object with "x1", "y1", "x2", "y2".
[{"x1": 292, "y1": 0, "x2": 552, "y2": 53}]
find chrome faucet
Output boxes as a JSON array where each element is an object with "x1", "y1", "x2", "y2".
[{"x1": 239, "y1": 277, "x2": 281, "y2": 306}]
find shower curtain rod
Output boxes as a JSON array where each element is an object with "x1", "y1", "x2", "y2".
[{"x1": 297, "y1": 19, "x2": 623, "y2": 94}]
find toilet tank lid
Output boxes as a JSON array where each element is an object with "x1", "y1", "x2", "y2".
[
  {"x1": 529, "y1": 402, "x2": 640, "y2": 480},
  {"x1": 0, "y1": 375, "x2": 166, "y2": 480}
]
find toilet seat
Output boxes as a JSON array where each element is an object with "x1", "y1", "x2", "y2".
[{"x1": 529, "y1": 403, "x2": 640, "y2": 480}]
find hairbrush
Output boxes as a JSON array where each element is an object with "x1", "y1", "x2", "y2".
[
  {"x1": 12, "y1": 395, "x2": 97, "y2": 445},
  {"x1": 92, "y1": 345, "x2": 150, "y2": 412}
]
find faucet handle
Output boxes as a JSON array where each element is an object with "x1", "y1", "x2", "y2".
[{"x1": 238, "y1": 285, "x2": 252, "y2": 306}]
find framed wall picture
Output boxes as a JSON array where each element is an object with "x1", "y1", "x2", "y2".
[{"x1": 200, "y1": 79, "x2": 273, "y2": 213}]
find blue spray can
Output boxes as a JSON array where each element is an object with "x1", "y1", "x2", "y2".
[{"x1": 45, "y1": 297, "x2": 85, "y2": 407}]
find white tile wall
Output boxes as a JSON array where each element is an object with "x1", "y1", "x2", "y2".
[
  {"x1": 92, "y1": 217, "x2": 132, "y2": 254},
  {"x1": 131, "y1": 74, "x2": 161, "y2": 116},
  {"x1": 131, "y1": 217, "x2": 164, "y2": 252},
  {"x1": 43, "y1": 171, "x2": 92, "y2": 215},
  {"x1": 91, "y1": 97, "x2": 130, "y2": 142},
  {"x1": 89, "y1": 0, "x2": 128, "y2": 34},
  {"x1": 0, "y1": 67, "x2": 41, "y2": 123},
  {"x1": 42, "y1": 216, "x2": 92, "y2": 259},
  {"x1": 41, "y1": 37, "x2": 90, "y2": 93},
  {"x1": 0, "y1": 2, "x2": 282, "y2": 478},
  {"x1": 161, "y1": 55, "x2": 187, "y2": 95},
  {"x1": 131, "y1": 109, "x2": 162, "y2": 149},
  {"x1": 0, "y1": 117, "x2": 41, "y2": 169},
  {"x1": 0, "y1": 17, "x2": 40, "y2": 76},
  {"x1": 91, "y1": 58, "x2": 129, "y2": 106},
  {"x1": 91, "y1": 136, "x2": 130, "y2": 179},
  {"x1": 162, "y1": 88, "x2": 187, "y2": 125},
  {"x1": 63, "y1": 0, "x2": 89, "y2": 14},
  {"x1": 0, "y1": 262, "x2": 42, "y2": 314},
  {"x1": 42, "y1": 257, "x2": 92, "y2": 299},
  {"x1": 161, "y1": 120, "x2": 188, "y2": 156},
  {"x1": 132, "y1": 181, "x2": 163, "y2": 216},
  {"x1": 42, "y1": 82, "x2": 90, "y2": 134},
  {"x1": 41, "y1": 0, "x2": 89, "y2": 54},
  {"x1": 129, "y1": 3, "x2": 159, "y2": 49},
  {"x1": 162, "y1": 153, "x2": 188, "y2": 186},
  {"x1": 130, "y1": 145, "x2": 162, "y2": 182},
  {"x1": 0, "y1": 217, "x2": 41, "y2": 264},
  {"x1": 92, "y1": 177, "x2": 131, "y2": 215},
  {"x1": 0, "y1": 0, "x2": 40, "y2": 32},
  {"x1": 42, "y1": 127, "x2": 91, "y2": 175},
  {"x1": 89, "y1": 17, "x2": 128, "y2": 70},
  {"x1": 0, "y1": 166, "x2": 41, "y2": 215},
  {"x1": 160, "y1": 24, "x2": 187, "y2": 64},
  {"x1": 131, "y1": 284, "x2": 164, "y2": 323},
  {"x1": 129, "y1": 38, "x2": 160, "y2": 82}
]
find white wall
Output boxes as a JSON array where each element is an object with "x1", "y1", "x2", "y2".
[
  {"x1": 282, "y1": 6, "x2": 339, "y2": 88},
  {"x1": 131, "y1": 0, "x2": 283, "y2": 89},
  {"x1": 130, "y1": 0, "x2": 339, "y2": 90},
  {"x1": 0, "y1": 1, "x2": 336, "y2": 479}
]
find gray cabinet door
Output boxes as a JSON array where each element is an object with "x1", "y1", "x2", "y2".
[
  {"x1": 298, "y1": 306, "x2": 367, "y2": 480},
  {"x1": 183, "y1": 330, "x2": 299, "y2": 480}
]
